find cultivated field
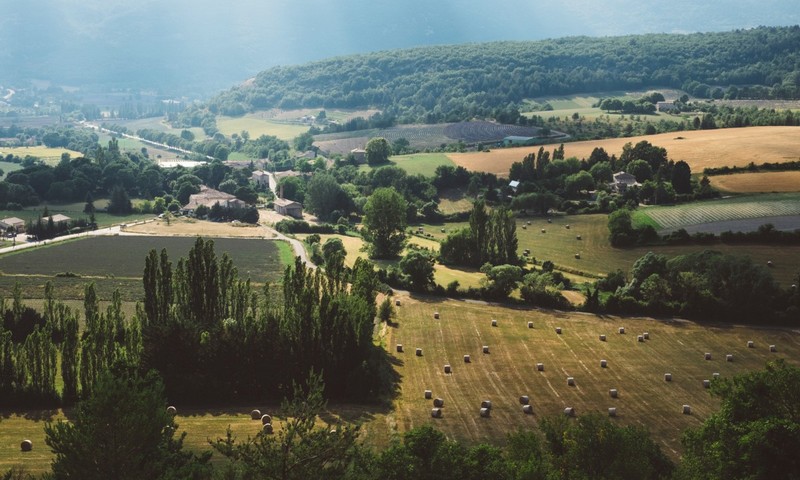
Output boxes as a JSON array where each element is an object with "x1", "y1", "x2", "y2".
[
  {"x1": 357, "y1": 153, "x2": 455, "y2": 177},
  {"x1": 0, "y1": 146, "x2": 83, "y2": 164},
  {"x1": 386, "y1": 297, "x2": 800, "y2": 457},
  {"x1": 710, "y1": 171, "x2": 800, "y2": 193},
  {"x1": 217, "y1": 114, "x2": 310, "y2": 141},
  {"x1": 0, "y1": 200, "x2": 151, "y2": 230},
  {"x1": 448, "y1": 126, "x2": 800, "y2": 176},
  {"x1": 635, "y1": 193, "x2": 800, "y2": 232}
]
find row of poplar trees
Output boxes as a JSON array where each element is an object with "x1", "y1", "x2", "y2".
[{"x1": 0, "y1": 237, "x2": 389, "y2": 407}]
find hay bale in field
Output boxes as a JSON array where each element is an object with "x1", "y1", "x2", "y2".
[
  {"x1": 433, "y1": 398, "x2": 444, "y2": 408},
  {"x1": 395, "y1": 299, "x2": 401, "y2": 306},
  {"x1": 564, "y1": 407, "x2": 575, "y2": 417},
  {"x1": 483, "y1": 345, "x2": 490, "y2": 354},
  {"x1": 770, "y1": 345, "x2": 777, "y2": 352},
  {"x1": 20, "y1": 440, "x2": 32, "y2": 452},
  {"x1": 541, "y1": 229, "x2": 546, "y2": 233},
  {"x1": 643, "y1": 332, "x2": 650, "y2": 339},
  {"x1": 767, "y1": 260, "x2": 773, "y2": 267},
  {"x1": 703, "y1": 379, "x2": 711, "y2": 388},
  {"x1": 519, "y1": 395, "x2": 530, "y2": 405},
  {"x1": 567, "y1": 377, "x2": 575, "y2": 386},
  {"x1": 574, "y1": 253, "x2": 581, "y2": 259},
  {"x1": 619, "y1": 327, "x2": 625, "y2": 334},
  {"x1": 609, "y1": 388, "x2": 618, "y2": 398},
  {"x1": 576, "y1": 234, "x2": 582, "y2": 240},
  {"x1": 683, "y1": 405, "x2": 692, "y2": 415},
  {"x1": 522, "y1": 224, "x2": 527, "y2": 229},
  {"x1": 444, "y1": 364, "x2": 451, "y2": 373},
  {"x1": 608, "y1": 407, "x2": 617, "y2": 417},
  {"x1": 431, "y1": 408, "x2": 442, "y2": 418},
  {"x1": 464, "y1": 355, "x2": 471, "y2": 363},
  {"x1": 664, "y1": 373, "x2": 672, "y2": 382},
  {"x1": 547, "y1": 218, "x2": 552, "y2": 224},
  {"x1": 599, "y1": 334, "x2": 606, "y2": 341},
  {"x1": 416, "y1": 348, "x2": 423, "y2": 356},
  {"x1": 537, "y1": 363, "x2": 544, "y2": 371},
  {"x1": 425, "y1": 390, "x2": 432, "y2": 399},
  {"x1": 261, "y1": 414, "x2": 272, "y2": 425},
  {"x1": 263, "y1": 423, "x2": 273, "y2": 434},
  {"x1": 712, "y1": 372, "x2": 720, "y2": 379},
  {"x1": 600, "y1": 359, "x2": 608, "y2": 368},
  {"x1": 166, "y1": 406, "x2": 177, "y2": 415},
  {"x1": 637, "y1": 335, "x2": 644, "y2": 342},
  {"x1": 527, "y1": 221, "x2": 531, "y2": 225},
  {"x1": 705, "y1": 353, "x2": 712, "y2": 360},
  {"x1": 522, "y1": 404, "x2": 533, "y2": 414},
  {"x1": 726, "y1": 354, "x2": 733, "y2": 362},
  {"x1": 396, "y1": 344, "x2": 403, "y2": 353},
  {"x1": 491, "y1": 319, "x2": 497, "y2": 327},
  {"x1": 250, "y1": 409, "x2": 262, "y2": 420},
  {"x1": 528, "y1": 321, "x2": 534, "y2": 328},
  {"x1": 480, "y1": 407, "x2": 491, "y2": 417},
  {"x1": 433, "y1": 312, "x2": 439, "y2": 319},
  {"x1": 565, "y1": 224, "x2": 570, "y2": 229},
  {"x1": 481, "y1": 400, "x2": 492, "y2": 409},
  {"x1": 747, "y1": 340, "x2": 754, "y2": 348},
  {"x1": 556, "y1": 327, "x2": 562, "y2": 334}
]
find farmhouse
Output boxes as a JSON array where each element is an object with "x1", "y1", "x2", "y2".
[
  {"x1": 1, "y1": 217, "x2": 25, "y2": 232},
  {"x1": 612, "y1": 171, "x2": 640, "y2": 193},
  {"x1": 183, "y1": 186, "x2": 245, "y2": 214},
  {"x1": 48, "y1": 214, "x2": 71, "y2": 225},
  {"x1": 508, "y1": 180, "x2": 520, "y2": 193},
  {"x1": 273, "y1": 197, "x2": 303, "y2": 219},
  {"x1": 251, "y1": 170, "x2": 270, "y2": 188},
  {"x1": 503, "y1": 136, "x2": 537, "y2": 147},
  {"x1": 350, "y1": 148, "x2": 367, "y2": 164}
]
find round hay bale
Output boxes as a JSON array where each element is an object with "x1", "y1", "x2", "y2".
[
  {"x1": 522, "y1": 404, "x2": 533, "y2": 414},
  {"x1": 770, "y1": 345, "x2": 777, "y2": 352},
  {"x1": 747, "y1": 341, "x2": 754, "y2": 348},
  {"x1": 431, "y1": 408, "x2": 442, "y2": 418},
  {"x1": 683, "y1": 405, "x2": 692, "y2": 415},
  {"x1": 703, "y1": 379, "x2": 711, "y2": 388},
  {"x1": 565, "y1": 224, "x2": 570, "y2": 229},
  {"x1": 250, "y1": 409, "x2": 262, "y2": 420},
  {"x1": 20, "y1": 440, "x2": 32, "y2": 452},
  {"x1": 491, "y1": 319, "x2": 498, "y2": 327},
  {"x1": 609, "y1": 388, "x2": 618, "y2": 398},
  {"x1": 726, "y1": 354, "x2": 733, "y2": 362},
  {"x1": 704, "y1": 353, "x2": 712, "y2": 360},
  {"x1": 464, "y1": 355, "x2": 471, "y2": 363},
  {"x1": 395, "y1": 299, "x2": 401, "y2": 306},
  {"x1": 527, "y1": 221, "x2": 531, "y2": 225},
  {"x1": 547, "y1": 218, "x2": 552, "y2": 224},
  {"x1": 528, "y1": 321, "x2": 534, "y2": 328},
  {"x1": 396, "y1": 344, "x2": 403, "y2": 353},
  {"x1": 600, "y1": 359, "x2": 608, "y2": 368},
  {"x1": 416, "y1": 348, "x2": 423, "y2": 356},
  {"x1": 519, "y1": 395, "x2": 530, "y2": 405},
  {"x1": 567, "y1": 377, "x2": 575, "y2": 386},
  {"x1": 483, "y1": 345, "x2": 490, "y2": 354},
  {"x1": 555, "y1": 327, "x2": 562, "y2": 334},
  {"x1": 564, "y1": 407, "x2": 575, "y2": 417},
  {"x1": 637, "y1": 335, "x2": 644, "y2": 342},
  {"x1": 262, "y1": 423, "x2": 273, "y2": 434},
  {"x1": 444, "y1": 364, "x2": 451, "y2": 374},
  {"x1": 261, "y1": 414, "x2": 272, "y2": 425},
  {"x1": 441, "y1": 228, "x2": 446, "y2": 233},
  {"x1": 664, "y1": 373, "x2": 672, "y2": 382},
  {"x1": 433, "y1": 312, "x2": 439, "y2": 319},
  {"x1": 643, "y1": 332, "x2": 650, "y2": 340},
  {"x1": 480, "y1": 407, "x2": 491, "y2": 417},
  {"x1": 619, "y1": 327, "x2": 625, "y2": 334},
  {"x1": 522, "y1": 225, "x2": 527, "y2": 229},
  {"x1": 481, "y1": 400, "x2": 492, "y2": 409},
  {"x1": 536, "y1": 363, "x2": 544, "y2": 371},
  {"x1": 433, "y1": 398, "x2": 444, "y2": 408},
  {"x1": 576, "y1": 234, "x2": 582, "y2": 240},
  {"x1": 712, "y1": 372, "x2": 720, "y2": 379},
  {"x1": 599, "y1": 334, "x2": 606, "y2": 341},
  {"x1": 166, "y1": 405, "x2": 177, "y2": 415},
  {"x1": 574, "y1": 253, "x2": 581, "y2": 259},
  {"x1": 541, "y1": 228, "x2": 546, "y2": 233},
  {"x1": 424, "y1": 390, "x2": 432, "y2": 399},
  {"x1": 767, "y1": 260, "x2": 773, "y2": 267},
  {"x1": 608, "y1": 407, "x2": 617, "y2": 417}
]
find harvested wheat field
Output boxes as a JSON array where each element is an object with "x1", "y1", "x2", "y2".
[
  {"x1": 449, "y1": 126, "x2": 800, "y2": 175},
  {"x1": 387, "y1": 295, "x2": 800, "y2": 458},
  {"x1": 710, "y1": 171, "x2": 800, "y2": 193}
]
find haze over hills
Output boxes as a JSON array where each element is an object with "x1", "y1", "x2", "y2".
[{"x1": 2, "y1": 0, "x2": 800, "y2": 95}]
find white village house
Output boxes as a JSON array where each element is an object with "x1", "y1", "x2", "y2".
[{"x1": 612, "y1": 171, "x2": 640, "y2": 193}]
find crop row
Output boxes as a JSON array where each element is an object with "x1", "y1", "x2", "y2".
[{"x1": 647, "y1": 200, "x2": 800, "y2": 230}]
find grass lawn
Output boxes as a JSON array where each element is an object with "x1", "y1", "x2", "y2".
[
  {"x1": 357, "y1": 153, "x2": 455, "y2": 178},
  {"x1": 217, "y1": 115, "x2": 309, "y2": 141},
  {"x1": 0, "y1": 161, "x2": 23, "y2": 180}
]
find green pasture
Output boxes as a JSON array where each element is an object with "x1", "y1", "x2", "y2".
[
  {"x1": 635, "y1": 193, "x2": 800, "y2": 232},
  {"x1": 217, "y1": 115, "x2": 309, "y2": 141},
  {"x1": 0, "y1": 161, "x2": 23, "y2": 180},
  {"x1": 0, "y1": 200, "x2": 151, "y2": 229},
  {"x1": 359, "y1": 153, "x2": 454, "y2": 177}
]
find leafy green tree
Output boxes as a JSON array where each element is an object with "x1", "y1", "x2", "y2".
[
  {"x1": 83, "y1": 192, "x2": 95, "y2": 214},
  {"x1": 399, "y1": 250, "x2": 435, "y2": 292},
  {"x1": 480, "y1": 263, "x2": 522, "y2": 300},
  {"x1": 681, "y1": 360, "x2": 800, "y2": 480},
  {"x1": 44, "y1": 368, "x2": 211, "y2": 480},
  {"x1": 305, "y1": 173, "x2": 351, "y2": 221},
  {"x1": 365, "y1": 137, "x2": 391, "y2": 166},
  {"x1": 671, "y1": 160, "x2": 692, "y2": 195},
  {"x1": 363, "y1": 187, "x2": 407, "y2": 258},
  {"x1": 608, "y1": 209, "x2": 635, "y2": 247},
  {"x1": 321, "y1": 237, "x2": 346, "y2": 274},
  {"x1": 106, "y1": 185, "x2": 132, "y2": 215},
  {"x1": 564, "y1": 170, "x2": 595, "y2": 196},
  {"x1": 234, "y1": 185, "x2": 258, "y2": 204},
  {"x1": 627, "y1": 159, "x2": 653, "y2": 182}
]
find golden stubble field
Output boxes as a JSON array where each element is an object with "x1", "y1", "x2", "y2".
[
  {"x1": 448, "y1": 126, "x2": 800, "y2": 176},
  {"x1": 710, "y1": 171, "x2": 800, "y2": 193},
  {"x1": 385, "y1": 295, "x2": 800, "y2": 458}
]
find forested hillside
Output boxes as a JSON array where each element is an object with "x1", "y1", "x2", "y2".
[{"x1": 210, "y1": 26, "x2": 800, "y2": 123}]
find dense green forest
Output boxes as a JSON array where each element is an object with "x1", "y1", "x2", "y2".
[{"x1": 209, "y1": 26, "x2": 800, "y2": 123}]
